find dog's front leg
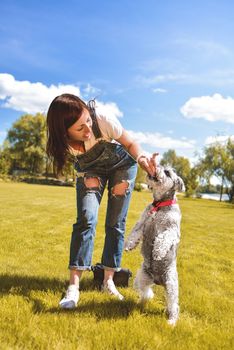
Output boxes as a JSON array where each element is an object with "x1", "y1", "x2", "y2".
[
  {"x1": 124, "y1": 208, "x2": 149, "y2": 251},
  {"x1": 164, "y1": 263, "x2": 179, "y2": 326},
  {"x1": 124, "y1": 221, "x2": 144, "y2": 251}
]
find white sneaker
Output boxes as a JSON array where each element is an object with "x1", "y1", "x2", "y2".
[
  {"x1": 102, "y1": 279, "x2": 124, "y2": 300},
  {"x1": 59, "y1": 284, "x2": 79, "y2": 309}
]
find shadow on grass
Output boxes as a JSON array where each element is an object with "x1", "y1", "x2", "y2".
[
  {"x1": 0, "y1": 273, "x2": 66, "y2": 295},
  {"x1": 46, "y1": 299, "x2": 164, "y2": 320},
  {"x1": 0, "y1": 273, "x2": 96, "y2": 295},
  {"x1": 0, "y1": 273, "x2": 165, "y2": 320}
]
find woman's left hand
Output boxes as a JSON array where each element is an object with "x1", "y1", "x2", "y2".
[
  {"x1": 116, "y1": 130, "x2": 158, "y2": 176},
  {"x1": 138, "y1": 152, "x2": 158, "y2": 176}
]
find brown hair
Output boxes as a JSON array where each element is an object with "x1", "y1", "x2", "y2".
[{"x1": 46, "y1": 93, "x2": 88, "y2": 174}]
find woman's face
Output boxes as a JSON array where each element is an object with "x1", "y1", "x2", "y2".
[{"x1": 67, "y1": 109, "x2": 93, "y2": 142}]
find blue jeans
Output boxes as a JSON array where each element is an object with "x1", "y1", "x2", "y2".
[{"x1": 69, "y1": 141, "x2": 137, "y2": 271}]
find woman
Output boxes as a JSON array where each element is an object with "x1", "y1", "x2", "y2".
[{"x1": 46, "y1": 93, "x2": 156, "y2": 308}]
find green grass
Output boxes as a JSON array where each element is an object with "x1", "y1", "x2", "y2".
[{"x1": 0, "y1": 182, "x2": 233, "y2": 350}]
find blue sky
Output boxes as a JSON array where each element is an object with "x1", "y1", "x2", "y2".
[{"x1": 0, "y1": 0, "x2": 234, "y2": 163}]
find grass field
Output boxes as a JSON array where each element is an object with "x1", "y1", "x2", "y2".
[{"x1": 0, "y1": 182, "x2": 233, "y2": 350}]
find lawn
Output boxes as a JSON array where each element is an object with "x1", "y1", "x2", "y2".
[{"x1": 0, "y1": 182, "x2": 233, "y2": 350}]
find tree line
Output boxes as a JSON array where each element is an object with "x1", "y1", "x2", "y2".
[{"x1": 0, "y1": 113, "x2": 233, "y2": 202}]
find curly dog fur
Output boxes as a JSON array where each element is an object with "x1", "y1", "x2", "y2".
[{"x1": 125, "y1": 165, "x2": 185, "y2": 325}]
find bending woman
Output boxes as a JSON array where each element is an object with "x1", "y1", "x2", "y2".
[{"x1": 46, "y1": 93, "x2": 156, "y2": 308}]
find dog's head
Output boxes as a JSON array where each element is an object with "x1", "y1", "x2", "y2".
[{"x1": 147, "y1": 165, "x2": 185, "y2": 201}]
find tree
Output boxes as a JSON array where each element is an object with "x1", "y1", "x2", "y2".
[
  {"x1": 160, "y1": 149, "x2": 198, "y2": 196},
  {"x1": 7, "y1": 113, "x2": 47, "y2": 174},
  {"x1": 0, "y1": 140, "x2": 13, "y2": 174},
  {"x1": 224, "y1": 139, "x2": 234, "y2": 202},
  {"x1": 196, "y1": 138, "x2": 234, "y2": 202}
]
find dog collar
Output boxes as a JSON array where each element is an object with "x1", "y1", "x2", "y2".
[{"x1": 149, "y1": 199, "x2": 177, "y2": 214}]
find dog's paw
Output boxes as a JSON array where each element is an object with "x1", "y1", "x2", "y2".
[
  {"x1": 167, "y1": 317, "x2": 178, "y2": 326},
  {"x1": 124, "y1": 240, "x2": 135, "y2": 251},
  {"x1": 140, "y1": 287, "x2": 154, "y2": 301},
  {"x1": 167, "y1": 306, "x2": 179, "y2": 326}
]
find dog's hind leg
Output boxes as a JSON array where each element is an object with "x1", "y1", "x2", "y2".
[
  {"x1": 134, "y1": 265, "x2": 154, "y2": 301},
  {"x1": 164, "y1": 263, "x2": 179, "y2": 326}
]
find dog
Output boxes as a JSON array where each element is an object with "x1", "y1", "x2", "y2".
[{"x1": 125, "y1": 164, "x2": 185, "y2": 325}]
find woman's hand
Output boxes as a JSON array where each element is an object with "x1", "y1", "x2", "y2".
[
  {"x1": 137, "y1": 152, "x2": 158, "y2": 176},
  {"x1": 116, "y1": 130, "x2": 158, "y2": 176}
]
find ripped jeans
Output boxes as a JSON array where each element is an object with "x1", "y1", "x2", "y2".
[{"x1": 69, "y1": 141, "x2": 138, "y2": 271}]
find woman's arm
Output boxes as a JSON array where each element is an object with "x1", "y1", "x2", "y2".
[{"x1": 116, "y1": 129, "x2": 157, "y2": 176}]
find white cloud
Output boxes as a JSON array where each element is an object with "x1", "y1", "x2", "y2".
[
  {"x1": 136, "y1": 70, "x2": 234, "y2": 88},
  {"x1": 180, "y1": 94, "x2": 234, "y2": 124},
  {"x1": 205, "y1": 135, "x2": 234, "y2": 145},
  {"x1": 136, "y1": 73, "x2": 188, "y2": 86},
  {"x1": 0, "y1": 73, "x2": 123, "y2": 119},
  {"x1": 174, "y1": 38, "x2": 230, "y2": 56},
  {"x1": 95, "y1": 100, "x2": 123, "y2": 119},
  {"x1": 152, "y1": 88, "x2": 167, "y2": 93},
  {"x1": 0, "y1": 73, "x2": 81, "y2": 114},
  {"x1": 127, "y1": 130, "x2": 196, "y2": 149},
  {"x1": 82, "y1": 83, "x2": 101, "y2": 98}
]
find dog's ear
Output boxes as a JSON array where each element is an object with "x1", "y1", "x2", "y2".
[{"x1": 175, "y1": 176, "x2": 185, "y2": 192}]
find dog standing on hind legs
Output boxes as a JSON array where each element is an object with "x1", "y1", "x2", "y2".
[{"x1": 125, "y1": 159, "x2": 185, "y2": 325}]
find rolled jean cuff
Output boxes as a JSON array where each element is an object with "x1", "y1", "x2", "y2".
[
  {"x1": 102, "y1": 265, "x2": 121, "y2": 272},
  {"x1": 68, "y1": 265, "x2": 92, "y2": 271}
]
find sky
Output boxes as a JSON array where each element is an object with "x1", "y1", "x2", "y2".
[{"x1": 0, "y1": 0, "x2": 234, "y2": 165}]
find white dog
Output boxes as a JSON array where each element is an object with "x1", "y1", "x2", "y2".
[{"x1": 125, "y1": 165, "x2": 185, "y2": 325}]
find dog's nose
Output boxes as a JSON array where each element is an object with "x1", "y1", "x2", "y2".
[{"x1": 148, "y1": 175, "x2": 157, "y2": 181}]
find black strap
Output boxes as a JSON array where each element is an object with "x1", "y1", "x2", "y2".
[{"x1": 87, "y1": 99, "x2": 102, "y2": 139}]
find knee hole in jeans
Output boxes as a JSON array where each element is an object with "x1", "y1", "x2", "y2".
[
  {"x1": 111, "y1": 181, "x2": 129, "y2": 196},
  {"x1": 84, "y1": 177, "x2": 100, "y2": 188}
]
